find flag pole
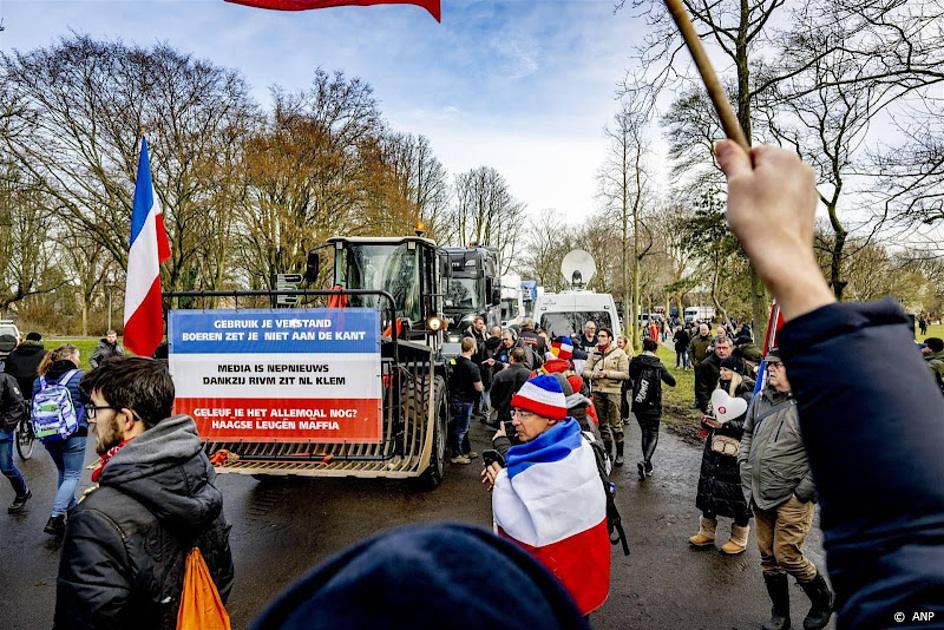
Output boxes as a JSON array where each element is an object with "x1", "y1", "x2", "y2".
[{"x1": 663, "y1": 0, "x2": 750, "y2": 151}]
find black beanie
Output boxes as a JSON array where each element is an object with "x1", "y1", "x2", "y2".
[
  {"x1": 252, "y1": 523, "x2": 588, "y2": 630},
  {"x1": 719, "y1": 356, "x2": 742, "y2": 373}
]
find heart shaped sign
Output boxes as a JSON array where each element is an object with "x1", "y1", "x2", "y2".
[{"x1": 711, "y1": 389, "x2": 748, "y2": 424}]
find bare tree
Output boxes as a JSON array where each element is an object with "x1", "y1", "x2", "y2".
[
  {"x1": 0, "y1": 163, "x2": 64, "y2": 311},
  {"x1": 1, "y1": 35, "x2": 257, "y2": 297},
  {"x1": 518, "y1": 211, "x2": 575, "y2": 293},
  {"x1": 758, "y1": 1, "x2": 944, "y2": 299},
  {"x1": 599, "y1": 99, "x2": 653, "y2": 350},
  {"x1": 624, "y1": 0, "x2": 789, "y2": 338},
  {"x1": 237, "y1": 69, "x2": 382, "y2": 287},
  {"x1": 382, "y1": 133, "x2": 452, "y2": 241},
  {"x1": 453, "y1": 166, "x2": 526, "y2": 274}
]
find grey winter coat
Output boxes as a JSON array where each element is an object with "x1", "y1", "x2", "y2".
[
  {"x1": 89, "y1": 338, "x2": 126, "y2": 369},
  {"x1": 55, "y1": 415, "x2": 233, "y2": 630},
  {"x1": 738, "y1": 387, "x2": 817, "y2": 510}
]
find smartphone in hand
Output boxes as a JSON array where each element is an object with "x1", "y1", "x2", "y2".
[{"x1": 482, "y1": 449, "x2": 505, "y2": 468}]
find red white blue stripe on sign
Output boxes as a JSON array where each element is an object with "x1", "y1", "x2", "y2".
[{"x1": 169, "y1": 307, "x2": 383, "y2": 443}]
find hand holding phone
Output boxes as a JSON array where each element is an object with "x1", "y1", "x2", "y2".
[{"x1": 482, "y1": 449, "x2": 505, "y2": 469}]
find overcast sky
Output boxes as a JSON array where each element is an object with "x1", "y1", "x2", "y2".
[{"x1": 1, "y1": 0, "x2": 655, "y2": 223}]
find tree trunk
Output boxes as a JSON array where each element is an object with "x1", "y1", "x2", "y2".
[
  {"x1": 80, "y1": 292, "x2": 88, "y2": 337},
  {"x1": 828, "y1": 202, "x2": 848, "y2": 300}
]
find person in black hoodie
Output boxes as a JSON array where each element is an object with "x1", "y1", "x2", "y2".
[
  {"x1": 55, "y1": 356, "x2": 233, "y2": 630},
  {"x1": 4, "y1": 331, "x2": 47, "y2": 398},
  {"x1": 628, "y1": 338, "x2": 676, "y2": 480},
  {"x1": 717, "y1": 140, "x2": 944, "y2": 628}
]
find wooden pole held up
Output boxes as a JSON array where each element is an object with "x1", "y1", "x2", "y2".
[{"x1": 663, "y1": 0, "x2": 750, "y2": 151}]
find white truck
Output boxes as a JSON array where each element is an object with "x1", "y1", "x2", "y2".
[
  {"x1": 499, "y1": 274, "x2": 524, "y2": 327},
  {"x1": 684, "y1": 305, "x2": 716, "y2": 324}
]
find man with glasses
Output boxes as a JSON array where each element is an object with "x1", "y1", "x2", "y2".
[
  {"x1": 482, "y1": 375, "x2": 610, "y2": 616},
  {"x1": 583, "y1": 327, "x2": 630, "y2": 465},
  {"x1": 55, "y1": 356, "x2": 233, "y2": 629},
  {"x1": 737, "y1": 349, "x2": 832, "y2": 630}
]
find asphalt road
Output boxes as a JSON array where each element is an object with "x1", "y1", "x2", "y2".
[{"x1": 0, "y1": 419, "x2": 835, "y2": 630}]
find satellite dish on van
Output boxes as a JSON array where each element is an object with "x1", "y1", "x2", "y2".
[{"x1": 561, "y1": 249, "x2": 596, "y2": 289}]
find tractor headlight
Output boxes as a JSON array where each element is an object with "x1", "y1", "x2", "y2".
[{"x1": 427, "y1": 316, "x2": 446, "y2": 331}]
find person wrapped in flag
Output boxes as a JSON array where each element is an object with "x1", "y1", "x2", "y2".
[{"x1": 482, "y1": 375, "x2": 610, "y2": 616}]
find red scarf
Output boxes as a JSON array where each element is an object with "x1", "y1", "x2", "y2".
[
  {"x1": 597, "y1": 342, "x2": 611, "y2": 354},
  {"x1": 91, "y1": 438, "x2": 135, "y2": 483}
]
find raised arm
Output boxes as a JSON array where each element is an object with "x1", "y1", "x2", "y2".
[{"x1": 717, "y1": 140, "x2": 944, "y2": 628}]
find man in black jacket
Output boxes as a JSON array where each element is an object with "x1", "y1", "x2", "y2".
[
  {"x1": 0, "y1": 368, "x2": 30, "y2": 513},
  {"x1": 489, "y1": 347, "x2": 530, "y2": 428},
  {"x1": 673, "y1": 325, "x2": 691, "y2": 369},
  {"x1": 628, "y1": 338, "x2": 676, "y2": 480},
  {"x1": 717, "y1": 140, "x2": 944, "y2": 629},
  {"x1": 55, "y1": 357, "x2": 233, "y2": 630},
  {"x1": 4, "y1": 331, "x2": 46, "y2": 398},
  {"x1": 89, "y1": 330, "x2": 126, "y2": 369}
]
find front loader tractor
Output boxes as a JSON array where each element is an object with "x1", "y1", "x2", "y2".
[{"x1": 165, "y1": 235, "x2": 454, "y2": 488}]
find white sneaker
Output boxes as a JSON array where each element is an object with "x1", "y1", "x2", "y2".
[{"x1": 450, "y1": 455, "x2": 472, "y2": 465}]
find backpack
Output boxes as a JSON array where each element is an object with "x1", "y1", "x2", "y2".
[
  {"x1": 31, "y1": 370, "x2": 79, "y2": 443},
  {"x1": 583, "y1": 432, "x2": 630, "y2": 556},
  {"x1": 632, "y1": 364, "x2": 661, "y2": 413}
]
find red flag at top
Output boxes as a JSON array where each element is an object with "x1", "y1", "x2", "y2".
[{"x1": 226, "y1": 0, "x2": 441, "y2": 21}]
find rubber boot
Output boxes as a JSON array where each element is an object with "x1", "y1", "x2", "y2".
[
  {"x1": 688, "y1": 516, "x2": 716, "y2": 547},
  {"x1": 762, "y1": 573, "x2": 791, "y2": 630},
  {"x1": 798, "y1": 573, "x2": 834, "y2": 629},
  {"x1": 720, "y1": 523, "x2": 750, "y2": 555},
  {"x1": 614, "y1": 442, "x2": 624, "y2": 466}
]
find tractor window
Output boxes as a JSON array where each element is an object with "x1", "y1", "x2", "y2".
[
  {"x1": 342, "y1": 244, "x2": 420, "y2": 323},
  {"x1": 445, "y1": 278, "x2": 481, "y2": 310}
]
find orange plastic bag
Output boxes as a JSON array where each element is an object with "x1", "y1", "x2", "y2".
[{"x1": 177, "y1": 548, "x2": 231, "y2": 630}]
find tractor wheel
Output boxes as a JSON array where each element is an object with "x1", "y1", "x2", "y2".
[{"x1": 415, "y1": 375, "x2": 448, "y2": 489}]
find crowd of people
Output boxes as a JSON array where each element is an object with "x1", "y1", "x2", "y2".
[{"x1": 0, "y1": 142, "x2": 943, "y2": 629}]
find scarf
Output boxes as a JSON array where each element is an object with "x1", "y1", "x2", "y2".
[{"x1": 91, "y1": 438, "x2": 135, "y2": 483}]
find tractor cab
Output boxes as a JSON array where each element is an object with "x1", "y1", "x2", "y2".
[{"x1": 318, "y1": 236, "x2": 451, "y2": 344}]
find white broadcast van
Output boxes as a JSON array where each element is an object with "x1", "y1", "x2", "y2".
[
  {"x1": 533, "y1": 249, "x2": 622, "y2": 338},
  {"x1": 533, "y1": 291, "x2": 621, "y2": 339}
]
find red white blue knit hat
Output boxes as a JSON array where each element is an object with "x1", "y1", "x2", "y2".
[
  {"x1": 511, "y1": 374, "x2": 568, "y2": 420},
  {"x1": 550, "y1": 336, "x2": 574, "y2": 361}
]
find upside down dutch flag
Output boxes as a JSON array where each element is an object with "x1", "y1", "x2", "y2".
[
  {"x1": 492, "y1": 419, "x2": 610, "y2": 615},
  {"x1": 226, "y1": 0, "x2": 441, "y2": 21},
  {"x1": 123, "y1": 138, "x2": 171, "y2": 357}
]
